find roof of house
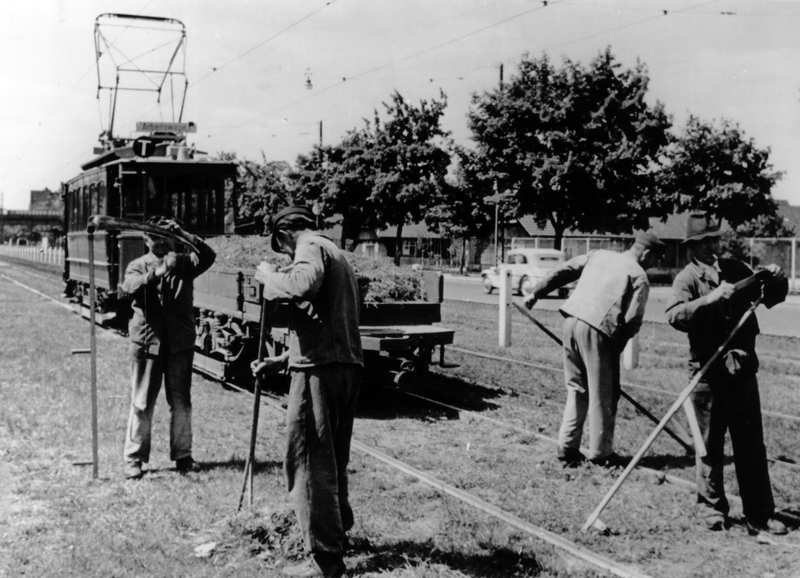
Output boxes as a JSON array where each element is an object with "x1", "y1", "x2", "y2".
[
  {"x1": 517, "y1": 212, "x2": 732, "y2": 241},
  {"x1": 776, "y1": 200, "x2": 800, "y2": 235}
]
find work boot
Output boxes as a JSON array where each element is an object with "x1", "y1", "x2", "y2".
[
  {"x1": 746, "y1": 517, "x2": 788, "y2": 536},
  {"x1": 556, "y1": 447, "x2": 585, "y2": 467},
  {"x1": 703, "y1": 513, "x2": 727, "y2": 532},
  {"x1": 176, "y1": 457, "x2": 201, "y2": 474},
  {"x1": 124, "y1": 461, "x2": 143, "y2": 480}
]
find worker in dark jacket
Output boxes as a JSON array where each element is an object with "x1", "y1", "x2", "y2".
[
  {"x1": 121, "y1": 217, "x2": 216, "y2": 480},
  {"x1": 252, "y1": 206, "x2": 363, "y2": 578},
  {"x1": 665, "y1": 213, "x2": 788, "y2": 535}
]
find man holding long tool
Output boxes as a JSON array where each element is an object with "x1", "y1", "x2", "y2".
[
  {"x1": 665, "y1": 213, "x2": 788, "y2": 535},
  {"x1": 524, "y1": 232, "x2": 665, "y2": 466},
  {"x1": 252, "y1": 205, "x2": 363, "y2": 578},
  {"x1": 121, "y1": 217, "x2": 216, "y2": 479}
]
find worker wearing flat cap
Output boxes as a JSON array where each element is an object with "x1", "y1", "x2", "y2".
[
  {"x1": 666, "y1": 213, "x2": 788, "y2": 536},
  {"x1": 525, "y1": 231, "x2": 666, "y2": 467},
  {"x1": 252, "y1": 205, "x2": 363, "y2": 578}
]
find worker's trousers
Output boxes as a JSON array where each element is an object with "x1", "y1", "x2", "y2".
[
  {"x1": 558, "y1": 316, "x2": 621, "y2": 460},
  {"x1": 285, "y1": 363, "x2": 361, "y2": 578},
  {"x1": 692, "y1": 372, "x2": 775, "y2": 524},
  {"x1": 124, "y1": 344, "x2": 194, "y2": 464}
]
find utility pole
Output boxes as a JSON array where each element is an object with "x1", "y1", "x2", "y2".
[
  {"x1": 497, "y1": 63, "x2": 505, "y2": 264},
  {"x1": 319, "y1": 120, "x2": 323, "y2": 147}
]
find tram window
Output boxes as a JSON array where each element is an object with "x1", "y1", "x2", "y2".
[
  {"x1": 79, "y1": 187, "x2": 87, "y2": 229},
  {"x1": 88, "y1": 183, "x2": 97, "y2": 217},
  {"x1": 146, "y1": 176, "x2": 167, "y2": 218},
  {"x1": 123, "y1": 177, "x2": 143, "y2": 218},
  {"x1": 97, "y1": 182, "x2": 106, "y2": 216},
  {"x1": 207, "y1": 186, "x2": 217, "y2": 230},
  {"x1": 171, "y1": 190, "x2": 183, "y2": 222},
  {"x1": 191, "y1": 188, "x2": 199, "y2": 229},
  {"x1": 69, "y1": 190, "x2": 77, "y2": 231}
]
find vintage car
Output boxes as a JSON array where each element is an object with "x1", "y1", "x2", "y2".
[{"x1": 481, "y1": 248, "x2": 574, "y2": 297}]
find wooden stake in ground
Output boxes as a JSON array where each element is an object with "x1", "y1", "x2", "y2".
[
  {"x1": 582, "y1": 298, "x2": 762, "y2": 531},
  {"x1": 87, "y1": 222, "x2": 99, "y2": 479},
  {"x1": 238, "y1": 291, "x2": 270, "y2": 510},
  {"x1": 511, "y1": 301, "x2": 695, "y2": 455}
]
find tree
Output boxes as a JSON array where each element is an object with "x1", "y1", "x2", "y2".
[
  {"x1": 426, "y1": 152, "x2": 495, "y2": 273},
  {"x1": 216, "y1": 151, "x2": 292, "y2": 234},
  {"x1": 369, "y1": 91, "x2": 452, "y2": 265},
  {"x1": 661, "y1": 115, "x2": 785, "y2": 230},
  {"x1": 292, "y1": 91, "x2": 452, "y2": 263},
  {"x1": 466, "y1": 48, "x2": 673, "y2": 249},
  {"x1": 292, "y1": 127, "x2": 379, "y2": 249}
]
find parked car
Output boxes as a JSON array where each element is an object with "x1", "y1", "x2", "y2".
[{"x1": 481, "y1": 248, "x2": 574, "y2": 297}]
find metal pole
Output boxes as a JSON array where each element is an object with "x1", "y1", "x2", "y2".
[
  {"x1": 87, "y1": 224, "x2": 99, "y2": 479},
  {"x1": 238, "y1": 289, "x2": 269, "y2": 510},
  {"x1": 494, "y1": 202, "x2": 499, "y2": 267}
]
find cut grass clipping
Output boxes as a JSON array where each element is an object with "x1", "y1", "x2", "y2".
[{"x1": 205, "y1": 235, "x2": 425, "y2": 303}]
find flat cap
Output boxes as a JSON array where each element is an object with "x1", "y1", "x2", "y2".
[
  {"x1": 270, "y1": 205, "x2": 316, "y2": 252},
  {"x1": 635, "y1": 231, "x2": 666, "y2": 255}
]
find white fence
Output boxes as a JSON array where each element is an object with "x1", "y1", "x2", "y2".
[{"x1": 0, "y1": 244, "x2": 65, "y2": 266}]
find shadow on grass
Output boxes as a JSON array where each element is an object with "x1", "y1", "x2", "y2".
[
  {"x1": 348, "y1": 537, "x2": 543, "y2": 578},
  {"x1": 637, "y1": 453, "x2": 700, "y2": 470},
  {"x1": 357, "y1": 372, "x2": 508, "y2": 421},
  {"x1": 196, "y1": 457, "x2": 283, "y2": 474}
]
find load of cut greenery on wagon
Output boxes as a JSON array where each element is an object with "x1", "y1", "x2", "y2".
[{"x1": 205, "y1": 235, "x2": 425, "y2": 303}]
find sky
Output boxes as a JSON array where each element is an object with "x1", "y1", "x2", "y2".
[{"x1": 1, "y1": 0, "x2": 800, "y2": 211}]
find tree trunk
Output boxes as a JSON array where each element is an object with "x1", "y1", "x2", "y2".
[
  {"x1": 459, "y1": 237, "x2": 466, "y2": 275},
  {"x1": 393, "y1": 222, "x2": 404, "y2": 267}
]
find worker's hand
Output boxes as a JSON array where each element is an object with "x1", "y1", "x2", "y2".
[
  {"x1": 706, "y1": 281, "x2": 736, "y2": 304},
  {"x1": 762, "y1": 264, "x2": 786, "y2": 283},
  {"x1": 524, "y1": 293, "x2": 538, "y2": 310},
  {"x1": 154, "y1": 251, "x2": 177, "y2": 278},
  {"x1": 255, "y1": 261, "x2": 278, "y2": 285},
  {"x1": 250, "y1": 354, "x2": 287, "y2": 378}
]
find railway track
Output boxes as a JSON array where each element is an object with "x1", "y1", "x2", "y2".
[
  {"x1": 4, "y1": 257, "x2": 800, "y2": 575},
  {"x1": 1, "y1": 259, "x2": 653, "y2": 577}
]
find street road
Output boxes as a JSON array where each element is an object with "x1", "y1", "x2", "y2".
[{"x1": 443, "y1": 275, "x2": 800, "y2": 339}]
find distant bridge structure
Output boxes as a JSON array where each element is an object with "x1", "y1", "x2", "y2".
[{"x1": 0, "y1": 210, "x2": 63, "y2": 244}]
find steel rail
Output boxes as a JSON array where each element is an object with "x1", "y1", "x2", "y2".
[
  {"x1": 448, "y1": 346, "x2": 800, "y2": 425},
  {"x1": 222, "y1": 380, "x2": 653, "y2": 578}
]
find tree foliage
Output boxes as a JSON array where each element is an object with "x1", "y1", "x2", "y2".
[
  {"x1": 465, "y1": 48, "x2": 673, "y2": 249},
  {"x1": 292, "y1": 91, "x2": 452, "y2": 263},
  {"x1": 215, "y1": 151, "x2": 292, "y2": 234},
  {"x1": 662, "y1": 115, "x2": 785, "y2": 231},
  {"x1": 292, "y1": 127, "x2": 379, "y2": 247}
]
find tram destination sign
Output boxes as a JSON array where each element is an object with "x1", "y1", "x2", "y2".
[{"x1": 136, "y1": 121, "x2": 197, "y2": 134}]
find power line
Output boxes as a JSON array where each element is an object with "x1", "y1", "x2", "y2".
[{"x1": 191, "y1": 0, "x2": 341, "y2": 88}]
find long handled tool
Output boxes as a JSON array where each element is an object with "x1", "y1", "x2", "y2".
[
  {"x1": 88, "y1": 215, "x2": 200, "y2": 253},
  {"x1": 238, "y1": 289, "x2": 270, "y2": 510},
  {"x1": 582, "y1": 297, "x2": 762, "y2": 531},
  {"x1": 511, "y1": 301, "x2": 695, "y2": 455},
  {"x1": 71, "y1": 222, "x2": 100, "y2": 478}
]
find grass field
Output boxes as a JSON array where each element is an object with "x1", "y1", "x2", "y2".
[{"x1": 2, "y1": 262, "x2": 800, "y2": 578}]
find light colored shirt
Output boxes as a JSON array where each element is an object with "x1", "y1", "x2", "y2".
[
  {"x1": 260, "y1": 232, "x2": 363, "y2": 369},
  {"x1": 532, "y1": 249, "x2": 649, "y2": 348}
]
